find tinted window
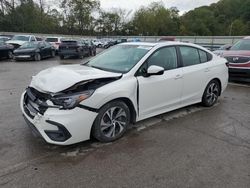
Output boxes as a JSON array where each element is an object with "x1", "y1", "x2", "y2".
[
  {"x1": 199, "y1": 50, "x2": 208, "y2": 63},
  {"x1": 180, "y1": 46, "x2": 200, "y2": 66},
  {"x1": 148, "y1": 47, "x2": 177, "y2": 70},
  {"x1": 46, "y1": 38, "x2": 58, "y2": 42}
]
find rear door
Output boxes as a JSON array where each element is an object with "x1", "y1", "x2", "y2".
[
  {"x1": 178, "y1": 46, "x2": 210, "y2": 105},
  {"x1": 137, "y1": 46, "x2": 183, "y2": 119}
]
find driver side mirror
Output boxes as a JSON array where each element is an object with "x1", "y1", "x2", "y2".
[{"x1": 143, "y1": 65, "x2": 164, "y2": 77}]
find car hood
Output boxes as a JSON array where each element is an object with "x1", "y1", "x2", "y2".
[
  {"x1": 220, "y1": 50, "x2": 250, "y2": 57},
  {"x1": 6, "y1": 40, "x2": 27, "y2": 46},
  {"x1": 30, "y1": 65, "x2": 122, "y2": 93}
]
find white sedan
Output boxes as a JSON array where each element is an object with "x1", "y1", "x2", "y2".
[{"x1": 21, "y1": 42, "x2": 228, "y2": 145}]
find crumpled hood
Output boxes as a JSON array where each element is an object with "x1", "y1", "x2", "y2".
[
  {"x1": 6, "y1": 40, "x2": 27, "y2": 46},
  {"x1": 30, "y1": 65, "x2": 122, "y2": 93}
]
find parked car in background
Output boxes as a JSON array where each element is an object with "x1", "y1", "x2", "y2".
[
  {"x1": 159, "y1": 36, "x2": 176, "y2": 41},
  {"x1": 116, "y1": 38, "x2": 127, "y2": 44},
  {"x1": 21, "y1": 42, "x2": 228, "y2": 145},
  {"x1": 93, "y1": 39, "x2": 104, "y2": 48},
  {"x1": 45, "y1": 37, "x2": 63, "y2": 53},
  {"x1": 214, "y1": 37, "x2": 250, "y2": 82},
  {"x1": 83, "y1": 40, "x2": 96, "y2": 56},
  {"x1": 6, "y1": 35, "x2": 37, "y2": 49},
  {"x1": 14, "y1": 41, "x2": 55, "y2": 61},
  {"x1": 0, "y1": 41, "x2": 14, "y2": 59},
  {"x1": 0, "y1": 36, "x2": 11, "y2": 43},
  {"x1": 58, "y1": 39, "x2": 89, "y2": 59}
]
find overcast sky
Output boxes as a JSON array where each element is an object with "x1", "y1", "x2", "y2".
[{"x1": 100, "y1": 0, "x2": 219, "y2": 14}]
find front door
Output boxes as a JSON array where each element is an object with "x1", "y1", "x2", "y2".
[{"x1": 136, "y1": 46, "x2": 183, "y2": 120}]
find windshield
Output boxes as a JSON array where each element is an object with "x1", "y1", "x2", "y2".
[
  {"x1": 230, "y1": 39, "x2": 250, "y2": 51},
  {"x1": 20, "y1": 42, "x2": 38, "y2": 49},
  {"x1": 86, "y1": 45, "x2": 151, "y2": 73},
  {"x1": 12, "y1": 35, "x2": 30, "y2": 41}
]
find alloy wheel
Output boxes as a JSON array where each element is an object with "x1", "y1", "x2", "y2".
[
  {"x1": 100, "y1": 107, "x2": 127, "y2": 138},
  {"x1": 206, "y1": 82, "x2": 219, "y2": 105}
]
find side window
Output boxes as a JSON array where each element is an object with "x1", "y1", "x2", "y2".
[
  {"x1": 180, "y1": 46, "x2": 200, "y2": 66},
  {"x1": 147, "y1": 47, "x2": 178, "y2": 70},
  {"x1": 31, "y1": 36, "x2": 36, "y2": 42},
  {"x1": 199, "y1": 50, "x2": 208, "y2": 63}
]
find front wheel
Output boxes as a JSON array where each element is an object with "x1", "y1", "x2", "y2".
[
  {"x1": 92, "y1": 101, "x2": 130, "y2": 142},
  {"x1": 202, "y1": 80, "x2": 220, "y2": 107},
  {"x1": 34, "y1": 53, "x2": 41, "y2": 61},
  {"x1": 8, "y1": 51, "x2": 13, "y2": 59},
  {"x1": 51, "y1": 50, "x2": 55, "y2": 57}
]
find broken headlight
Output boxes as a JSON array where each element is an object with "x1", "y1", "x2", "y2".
[{"x1": 51, "y1": 90, "x2": 94, "y2": 109}]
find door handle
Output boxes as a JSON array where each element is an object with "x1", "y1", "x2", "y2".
[
  {"x1": 204, "y1": 68, "x2": 210, "y2": 72},
  {"x1": 175, "y1": 74, "x2": 183, "y2": 80}
]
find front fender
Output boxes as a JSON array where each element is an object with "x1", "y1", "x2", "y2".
[{"x1": 81, "y1": 77, "x2": 138, "y2": 112}]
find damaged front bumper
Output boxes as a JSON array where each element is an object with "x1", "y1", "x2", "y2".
[{"x1": 20, "y1": 90, "x2": 98, "y2": 145}]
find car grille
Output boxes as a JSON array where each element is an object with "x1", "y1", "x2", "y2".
[
  {"x1": 23, "y1": 87, "x2": 50, "y2": 119},
  {"x1": 225, "y1": 56, "x2": 250, "y2": 64}
]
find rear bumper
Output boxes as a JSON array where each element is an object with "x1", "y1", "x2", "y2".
[
  {"x1": 229, "y1": 68, "x2": 250, "y2": 82},
  {"x1": 20, "y1": 92, "x2": 98, "y2": 145},
  {"x1": 58, "y1": 50, "x2": 80, "y2": 57}
]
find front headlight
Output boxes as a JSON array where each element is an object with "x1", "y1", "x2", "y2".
[{"x1": 51, "y1": 90, "x2": 94, "y2": 109}]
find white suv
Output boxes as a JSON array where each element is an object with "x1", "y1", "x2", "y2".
[
  {"x1": 21, "y1": 42, "x2": 228, "y2": 145},
  {"x1": 45, "y1": 37, "x2": 63, "y2": 52}
]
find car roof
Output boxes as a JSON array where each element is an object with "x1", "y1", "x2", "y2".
[
  {"x1": 243, "y1": 36, "x2": 250, "y2": 39},
  {"x1": 120, "y1": 41, "x2": 206, "y2": 49}
]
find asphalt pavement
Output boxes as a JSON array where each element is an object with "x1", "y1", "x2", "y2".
[{"x1": 0, "y1": 53, "x2": 249, "y2": 188}]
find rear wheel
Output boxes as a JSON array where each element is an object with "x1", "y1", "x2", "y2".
[
  {"x1": 34, "y1": 53, "x2": 41, "y2": 61},
  {"x1": 202, "y1": 80, "x2": 220, "y2": 107},
  {"x1": 92, "y1": 101, "x2": 130, "y2": 142}
]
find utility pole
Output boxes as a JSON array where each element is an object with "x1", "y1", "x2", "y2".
[{"x1": 229, "y1": 22, "x2": 234, "y2": 36}]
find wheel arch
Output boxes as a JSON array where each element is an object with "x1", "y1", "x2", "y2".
[{"x1": 102, "y1": 97, "x2": 137, "y2": 124}]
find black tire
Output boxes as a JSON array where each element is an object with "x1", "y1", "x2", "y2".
[
  {"x1": 60, "y1": 55, "x2": 64, "y2": 60},
  {"x1": 8, "y1": 51, "x2": 13, "y2": 59},
  {"x1": 34, "y1": 53, "x2": 41, "y2": 61},
  {"x1": 98, "y1": 44, "x2": 101, "y2": 48},
  {"x1": 202, "y1": 80, "x2": 221, "y2": 107},
  {"x1": 51, "y1": 50, "x2": 55, "y2": 57},
  {"x1": 92, "y1": 101, "x2": 130, "y2": 142},
  {"x1": 79, "y1": 53, "x2": 84, "y2": 59}
]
